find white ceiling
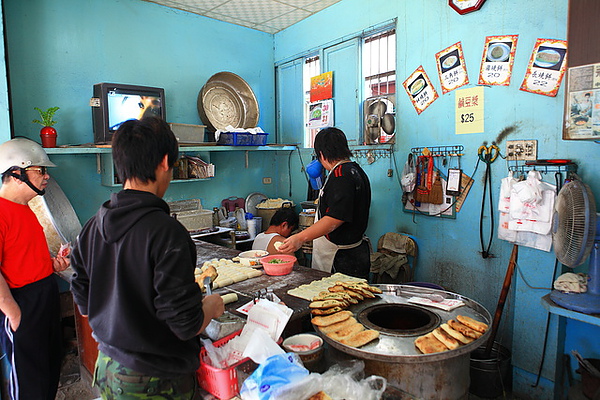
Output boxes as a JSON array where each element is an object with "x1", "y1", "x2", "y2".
[{"x1": 142, "y1": 0, "x2": 342, "y2": 34}]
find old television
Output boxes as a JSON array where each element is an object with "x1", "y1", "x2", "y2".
[{"x1": 91, "y1": 82, "x2": 166, "y2": 143}]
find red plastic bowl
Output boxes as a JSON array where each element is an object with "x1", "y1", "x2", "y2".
[{"x1": 260, "y1": 254, "x2": 296, "y2": 276}]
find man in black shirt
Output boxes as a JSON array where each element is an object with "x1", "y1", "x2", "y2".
[{"x1": 279, "y1": 127, "x2": 371, "y2": 279}]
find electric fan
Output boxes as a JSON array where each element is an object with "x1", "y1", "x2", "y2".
[{"x1": 549, "y1": 178, "x2": 600, "y2": 314}]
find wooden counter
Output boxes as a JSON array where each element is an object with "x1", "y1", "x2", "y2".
[{"x1": 74, "y1": 240, "x2": 327, "y2": 378}]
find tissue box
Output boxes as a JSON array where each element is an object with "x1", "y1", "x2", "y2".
[
  {"x1": 197, "y1": 330, "x2": 256, "y2": 400},
  {"x1": 217, "y1": 132, "x2": 268, "y2": 146}
]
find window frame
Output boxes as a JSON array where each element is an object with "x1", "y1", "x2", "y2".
[{"x1": 275, "y1": 19, "x2": 397, "y2": 149}]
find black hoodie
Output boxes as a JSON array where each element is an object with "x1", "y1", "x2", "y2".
[{"x1": 71, "y1": 189, "x2": 204, "y2": 377}]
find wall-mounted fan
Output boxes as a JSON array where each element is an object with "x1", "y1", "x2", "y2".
[
  {"x1": 363, "y1": 95, "x2": 395, "y2": 144},
  {"x1": 549, "y1": 178, "x2": 600, "y2": 314}
]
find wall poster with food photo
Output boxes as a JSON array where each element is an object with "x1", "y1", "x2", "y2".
[
  {"x1": 520, "y1": 38, "x2": 567, "y2": 97},
  {"x1": 403, "y1": 66, "x2": 439, "y2": 115},
  {"x1": 563, "y1": 62, "x2": 600, "y2": 140},
  {"x1": 435, "y1": 41, "x2": 469, "y2": 94},
  {"x1": 478, "y1": 35, "x2": 519, "y2": 86}
]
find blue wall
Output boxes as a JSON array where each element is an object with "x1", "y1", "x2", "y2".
[
  {"x1": 275, "y1": 0, "x2": 600, "y2": 398},
  {"x1": 3, "y1": 0, "x2": 600, "y2": 398},
  {"x1": 3, "y1": 0, "x2": 283, "y2": 220}
]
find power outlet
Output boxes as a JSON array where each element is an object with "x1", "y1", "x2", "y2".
[
  {"x1": 506, "y1": 139, "x2": 538, "y2": 161},
  {"x1": 262, "y1": 177, "x2": 272, "y2": 184}
]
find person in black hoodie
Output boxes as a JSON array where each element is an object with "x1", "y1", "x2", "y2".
[{"x1": 70, "y1": 117, "x2": 224, "y2": 399}]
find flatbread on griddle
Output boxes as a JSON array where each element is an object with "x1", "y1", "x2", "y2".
[
  {"x1": 456, "y1": 315, "x2": 488, "y2": 333},
  {"x1": 440, "y1": 323, "x2": 473, "y2": 344},
  {"x1": 340, "y1": 329, "x2": 380, "y2": 348},
  {"x1": 448, "y1": 319, "x2": 483, "y2": 339},
  {"x1": 414, "y1": 332, "x2": 448, "y2": 354},
  {"x1": 432, "y1": 327, "x2": 460, "y2": 350},
  {"x1": 311, "y1": 310, "x2": 353, "y2": 327}
]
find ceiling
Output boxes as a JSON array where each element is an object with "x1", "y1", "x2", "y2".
[{"x1": 142, "y1": 0, "x2": 342, "y2": 34}]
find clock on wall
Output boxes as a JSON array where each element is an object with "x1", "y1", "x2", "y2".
[{"x1": 449, "y1": 0, "x2": 486, "y2": 14}]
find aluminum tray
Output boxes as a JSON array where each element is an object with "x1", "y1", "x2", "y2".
[{"x1": 197, "y1": 72, "x2": 259, "y2": 132}]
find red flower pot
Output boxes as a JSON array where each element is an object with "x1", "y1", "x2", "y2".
[{"x1": 40, "y1": 126, "x2": 57, "y2": 148}]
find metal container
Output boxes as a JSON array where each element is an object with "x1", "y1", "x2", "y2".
[
  {"x1": 316, "y1": 285, "x2": 492, "y2": 400},
  {"x1": 255, "y1": 200, "x2": 294, "y2": 231},
  {"x1": 197, "y1": 72, "x2": 259, "y2": 132}
]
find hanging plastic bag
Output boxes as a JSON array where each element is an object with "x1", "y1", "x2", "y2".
[
  {"x1": 400, "y1": 153, "x2": 416, "y2": 193},
  {"x1": 498, "y1": 171, "x2": 517, "y2": 213},
  {"x1": 240, "y1": 353, "x2": 309, "y2": 400}
]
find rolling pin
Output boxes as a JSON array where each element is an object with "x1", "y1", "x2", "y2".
[{"x1": 220, "y1": 293, "x2": 238, "y2": 305}]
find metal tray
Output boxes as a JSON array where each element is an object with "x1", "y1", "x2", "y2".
[
  {"x1": 197, "y1": 72, "x2": 259, "y2": 132},
  {"x1": 245, "y1": 192, "x2": 268, "y2": 216}
]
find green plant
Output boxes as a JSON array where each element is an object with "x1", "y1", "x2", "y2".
[{"x1": 32, "y1": 106, "x2": 60, "y2": 127}]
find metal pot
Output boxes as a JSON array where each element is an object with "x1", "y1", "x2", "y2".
[{"x1": 316, "y1": 285, "x2": 492, "y2": 400}]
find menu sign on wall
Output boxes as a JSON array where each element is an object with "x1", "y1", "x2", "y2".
[
  {"x1": 478, "y1": 35, "x2": 519, "y2": 86},
  {"x1": 520, "y1": 38, "x2": 567, "y2": 97},
  {"x1": 435, "y1": 42, "x2": 469, "y2": 94},
  {"x1": 455, "y1": 86, "x2": 484, "y2": 134},
  {"x1": 403, "y1": 66, "x2": 439, "y2": 114}
]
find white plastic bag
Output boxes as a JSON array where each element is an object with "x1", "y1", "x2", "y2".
[
  {"x1": 401, "y1": 154, "x2": 416, "y2": 193},
  {"x1": 498, "y1": 172, "x2": 517, "y2": 213},
  {"x1": 270, "y1": 360, "x2": 387, "y2": 400}
]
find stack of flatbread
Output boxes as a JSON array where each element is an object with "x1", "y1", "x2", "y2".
[
  {"x1": 311, "y1": 310, "x2": 380, "y2": 348},
  {"x1": 414, "y1": 315, "x2": 488, "y2": 354},
  {"x1": 308, "y1": 281, "x2": 382, "y2": 316}
]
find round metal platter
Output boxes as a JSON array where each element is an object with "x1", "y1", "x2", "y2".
[
  {"x1": 314, "y1": 285, "x2": 492, "y2": 363},
  {"x1": 197, "y1": 72, "x2": 259, "y2": 131},
  {"x1": 245, "y1": 192, "x2": 268, "y2": 216},
  {"x1": 28, "y1": 176, "x2": 82, "y2": 256}
]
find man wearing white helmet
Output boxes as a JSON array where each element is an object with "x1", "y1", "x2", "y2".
[{"x1": 0, "y1": 138, "x2": 69, "y2": 400}]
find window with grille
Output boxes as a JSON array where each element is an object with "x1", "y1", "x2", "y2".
[
  {"x1": 363, "y1": 29, "x2": 396, "y2": 97},
  {"x1": 276, "y1": 21, "x2": 396, "y2": 148},
  {"x1": 362, "y1": 28, "x2": 396, "y2": 144}
]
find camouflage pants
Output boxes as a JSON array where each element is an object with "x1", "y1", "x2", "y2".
[{"x1": 94, "y1": 351, "x2": 198, "y2": 400}]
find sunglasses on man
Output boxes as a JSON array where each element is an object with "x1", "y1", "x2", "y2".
[{"x1": 25, "y1": 166, "x2": 48, "y2": 175}]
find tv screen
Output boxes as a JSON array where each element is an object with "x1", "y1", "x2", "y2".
[{"x1": 92, "y1": 82, "x2": 166, "y2": 143}]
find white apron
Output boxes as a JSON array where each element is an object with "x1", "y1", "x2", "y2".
[{"x1": 312, "y1": 161, "x2": 364, "y2": 273}]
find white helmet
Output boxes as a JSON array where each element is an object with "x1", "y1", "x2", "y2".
[{"x1": 0, "y1": 138, "x2": 56, "y2": 174}]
